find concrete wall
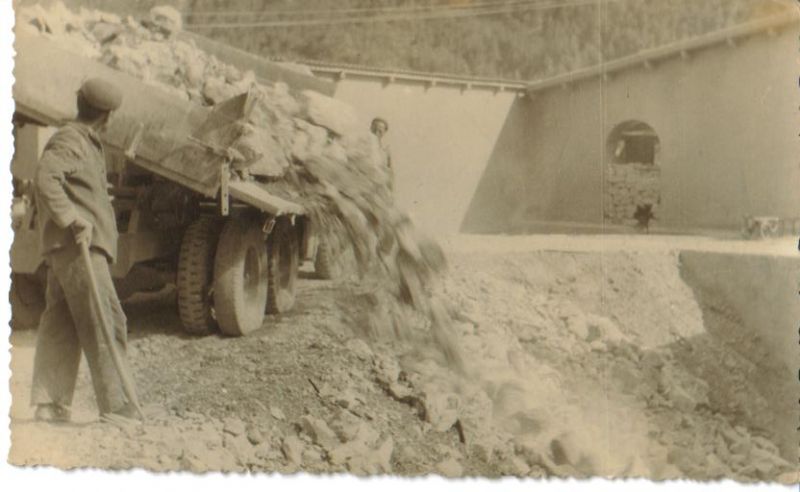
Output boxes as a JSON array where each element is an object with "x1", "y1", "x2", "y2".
[
  {"x1": 326, "y1": 77, "x2": 519, "y2": 235},
  {"x1": 463, "y1": 26, "x2": 800, "y2": 233},
  {"x1": 321, "y1": 24, "x2": 798, "y2": 235}
]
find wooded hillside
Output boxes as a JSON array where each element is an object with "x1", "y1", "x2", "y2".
[{"x1": 39, "y1": 0, "x2": 789, "y2": 80}]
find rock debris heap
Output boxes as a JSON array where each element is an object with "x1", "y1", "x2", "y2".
[{"x1": 17, "y1": 2, "x2": 464, "y2": 368}]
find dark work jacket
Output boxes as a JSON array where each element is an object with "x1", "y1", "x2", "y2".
[{"x1": 34, "y1": 122, "x2": 118, "y2": 262}]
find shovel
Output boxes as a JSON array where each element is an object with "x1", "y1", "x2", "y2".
[{"x1": 79, "y1": 241, "x2": 145, "y2": 421}]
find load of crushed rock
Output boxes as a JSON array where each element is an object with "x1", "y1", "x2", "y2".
[{"x1": 17, "y1": 2, "x2": 464, "y2": 368}]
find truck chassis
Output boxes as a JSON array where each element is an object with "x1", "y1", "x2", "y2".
[{"x1": 10, "y1": 32, "x2": 324, "y2": 337}]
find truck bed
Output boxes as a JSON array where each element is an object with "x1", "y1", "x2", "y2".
[{"x1": 14, "y1": 31, "x2": 308, "y2": 217}]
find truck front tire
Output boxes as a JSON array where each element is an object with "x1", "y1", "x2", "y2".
[
  {"x1": 10, "y1": 273, "x2": 45, "y2": 331},
  {"x1": 177, "y1": 216, "x2": 223, "y2": 335}
]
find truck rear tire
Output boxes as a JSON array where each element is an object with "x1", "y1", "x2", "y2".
[
  {"x1": 314, "y1": 237, "x2": 342, "y2": 280},
  {"x1": 214, "y1": 217, "x2": 269, "y2": 336},
  {"x1": 177, "y1": 216, "x2": 223, "y2": 335},
  {"x1": 267, "y1": 219, "x2": 299, "y2": 314}
]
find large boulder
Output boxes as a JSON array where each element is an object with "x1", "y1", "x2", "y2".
[
  {"x1": 146, "y1": 5, "x2": 183, "y2": 37},
  {"x1": 299, "y1": 90, "x2": 360, "y2": 137}
]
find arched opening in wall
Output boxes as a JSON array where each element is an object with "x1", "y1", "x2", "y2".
[{"x1": 604, "y1": 120, "x2": 661, "y2": 231}]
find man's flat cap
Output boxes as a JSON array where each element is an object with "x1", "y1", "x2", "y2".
[{"x1": 78, "y1": 78, "x2": 122, "y2": 111}]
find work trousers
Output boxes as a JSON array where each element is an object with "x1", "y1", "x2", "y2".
[{"x1": 30, "y1": 245, "x2": 130, "y2": 415}]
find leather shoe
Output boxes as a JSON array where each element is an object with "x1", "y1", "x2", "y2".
[
  {"x1": 101, "y1": 402, "x2": 142, "y2": 424},
  {"x1": 34, "y1": 403, "x2": 71, "y2": 423}
]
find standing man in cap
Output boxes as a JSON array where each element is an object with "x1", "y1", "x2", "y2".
[{"x1": 30, "y1": 77, "x2": 139, "y2": 422}]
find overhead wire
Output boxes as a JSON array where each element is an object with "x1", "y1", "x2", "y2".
[
  {"x1": 186, "y1": 0, "x2": 611, "y2": 29},
  {"x1": 185, "y1": 0, "x2": 546, "y2": 18},
  {"x1": 184, "y1": 0, "x2": 796, "y2": 21}
]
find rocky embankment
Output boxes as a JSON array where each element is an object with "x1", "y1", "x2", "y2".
[{"x1": 9, "y1": 249, "x2": 797, "y2": 483}]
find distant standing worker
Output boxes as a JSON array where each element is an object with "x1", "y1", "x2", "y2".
[
  {"x1": 370, "y1": 117, "x2": 393, "y2": 190},
  {"x1": 31, "y1": 78, "x2": 138, "y2": 422}
]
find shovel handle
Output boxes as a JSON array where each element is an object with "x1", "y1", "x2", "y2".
[{"x1": 79, "y1": 242, "x2": 144, "y2": 420}]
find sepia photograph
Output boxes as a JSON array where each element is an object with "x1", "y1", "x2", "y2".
[{"x1": 2, "y1": 0, "x2": 799, "y2": 488}]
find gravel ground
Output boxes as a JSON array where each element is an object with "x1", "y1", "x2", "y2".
[{"x1": 7, "y1": 242, "x2": 798, "y2": 483}]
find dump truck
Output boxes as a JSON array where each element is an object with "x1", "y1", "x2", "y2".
[{"x1": 10, "y1": 30, "x2": 335, "y2": 336}]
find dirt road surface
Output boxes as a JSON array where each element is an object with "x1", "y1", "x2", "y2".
[{"x1": 8, "y1": 235, "x2": 799, "y2": 483}]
